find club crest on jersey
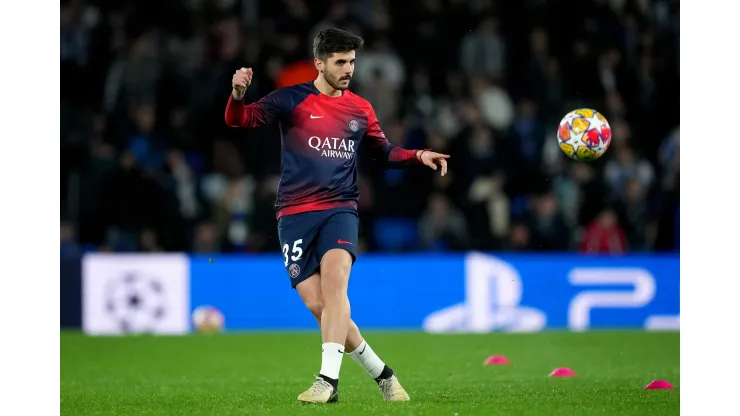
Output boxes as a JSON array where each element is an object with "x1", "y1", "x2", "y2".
[
  {"x1": 349, "y1": 119, "x2": 359, "y2": 132},
  {"x1": 288, "y1": 263, "x2": 300, "y2": 279}
]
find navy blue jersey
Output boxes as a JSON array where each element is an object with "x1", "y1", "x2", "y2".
[{"x1": 225, "y1": 81, "x2": 421, "y2": 218}]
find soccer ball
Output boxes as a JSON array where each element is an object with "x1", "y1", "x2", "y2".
[
  {"x1": 192, "y1": 305, "x2": 225, "y2": 333},
  {"x1": 557, "y1": 109, "x2": 612, "y2": 161}
]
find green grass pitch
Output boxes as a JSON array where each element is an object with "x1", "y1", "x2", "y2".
[{"x1": 61, "y1": 331, "x2": 679, "y2": 415}]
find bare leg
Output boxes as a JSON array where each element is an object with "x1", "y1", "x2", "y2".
[
  {"x1": 317, "y1": 248, "x2": 352, "y2": 346},
  {"x1": 297, "y1": 273, "x2": 364, "y2": 351},
  {"x1": 295, "y1": 270, "x2": 410, "y2": 401}
]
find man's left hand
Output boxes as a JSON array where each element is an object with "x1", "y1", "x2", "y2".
[{"x1": 418, "y1": 150, "x2": 450, "y2": 176}]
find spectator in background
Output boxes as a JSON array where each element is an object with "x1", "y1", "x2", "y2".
[
  {"x1": 139, "y1": 228, "x2": 164, "y2": 252},
  {"x1": 604, "y1": 144, "x2": 655, "y2": 202},
  {"x1": 615, "y1": 179, "x2": 655, "y2": 251},
  {"x1": 571, "y1": 163, "x2": 609, "y2": 230},
  {"x1": 540, "y1": 58, "x2": 565, "y2": 119},
  {"x1": 60, "y1": 1, "x2": 93, "y2": 105},
  {"x1": 460, "y1": 16, "x2": 506, "y2": 81},
  {"x1": 509, "y1": 98, "x2": 545, "y2": 169},
  {"x1": 165, "y1": 150, "x2": 204, "y2": 221},
  {"x1": 546, "y1": 166, "x2": 579, "y2": 229},
  {"x1": 581, "y1": 209, "x2": 628, "y2": 254},
  {"x1": 102, "y1": 31, "x2": 162, "y2": 116},
  {"x1": 655, "y1": 126, "x2": 680, "y2": 251},
  {"x1": 527, "y1": 27, "x2": 549, "y2": 88},
  {"x1": 468, "y1": 169, "x2": 510, "y2": 248},
  {"x1": 353, "y1": 35, "x2": 406, "y2": 92},
  {"x1": 248, "y1": 177, "x2": 281, "y2": 253},
  {"x1": 470, "y1": 75, "x2": 515, "y2": 132},
  {"x1": 603, "y1": 90, "x2": 628, "y2": 126},
  {"x1": 460, "y1": 122, "x2": 502, "y2": 184},
  {"x1": 126, "y1": 102, "x2": 167, "y2": 173},
  {"x1": 597, "y1": 48, "x2": 624, "y2": 95},
  {"x1": 505, "y1": 223, "x2": 535, "y2": 252},
  {"x1": 98, "y1": 151, "x2": 159, "y2": 252},
  {"x1": 192, "y1": 222, "x2": 219, "y2": 254},
  {"x1": 419, "y1": 193, "x2": 470, "y2": 251},
  {"x1": 434, "y1": 73, "x2": 467, "y2": 137},
  {"x1": 168, "y1": 107, "x2": 197, "y2": 153},
  {"x1": 404, "y1": 67, "x2": 437, "y2": 126},
  {"x1": 659, "y1": 126, "x2": 680, "y2": 193},
  {"x1": 162, "y1": 149, "x2": 210, "y2": 248},
  {"x1": 527, "y1": 193, "x2": 571, "y2": 251},
  {"x1": 358, "y1": 68, "x2": 399, "y2": 128},
  {"x1": 564, "y1": 39, "x2": 602, "y2": 102},
  {"x1": 213, "y1": 176, "x2": 256, "y2": 253},
  {"x1": 526, "y1": 26, "x2": 564, "y2": 119}
]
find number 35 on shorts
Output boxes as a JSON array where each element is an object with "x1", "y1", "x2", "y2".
[{"x1": 283, "y1": 239, "x2": 303, "y2": 266}]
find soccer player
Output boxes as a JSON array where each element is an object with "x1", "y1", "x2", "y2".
[{"x1": 225, "y1": 28, "x2": 450, "y2": 404}]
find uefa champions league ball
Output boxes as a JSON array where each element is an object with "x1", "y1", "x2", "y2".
[
  {"x1": 192, "y1": 305, "x2": 225, "y2": 333},
  {"x1": 557, "y1": 109, "x2": 612, "y2": 161}
]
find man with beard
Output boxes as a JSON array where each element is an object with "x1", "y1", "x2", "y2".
[{"x1": 224, "y1": 28, "x2": 449, "y2": 404}]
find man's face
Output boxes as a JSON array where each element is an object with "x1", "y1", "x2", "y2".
[{"x1": 318, "y1": 50, "x2": 355, "y2": 90}]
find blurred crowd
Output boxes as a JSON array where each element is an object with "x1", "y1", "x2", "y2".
[{"x1": 60, "y1": 0, "x2": 680, "y2": 257}]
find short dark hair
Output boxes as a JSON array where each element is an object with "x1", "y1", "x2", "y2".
[{"x1": 313, "y1": 28, "x2": 364, "y2": 60}]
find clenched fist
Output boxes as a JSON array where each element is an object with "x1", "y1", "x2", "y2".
[{"x1": 232, "y1": 67, "x2": 253, "y2": 99}]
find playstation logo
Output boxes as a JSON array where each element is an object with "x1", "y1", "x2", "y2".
[{"x1": 423, "y1": 253, "x2": 547, "y2": 333}]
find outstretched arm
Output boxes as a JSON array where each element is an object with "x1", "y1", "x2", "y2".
[
  {"x1": 363, "y1": 106, "x2": 449, "y2": 175},
  {"x1": 363, "y1": 133, "x2": 420, "y2": 169},
  {"x1": 225, "y1": 67, "x2": 288, "y2": 128}
]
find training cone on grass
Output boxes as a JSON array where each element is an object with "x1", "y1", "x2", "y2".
[
  {"x1": 644, "y1": 380, "x2": 674, "y2": 390},
  {"x1": 484, "y1": 355, "x2": 510, "y2": 365},
  {"x1": 549, "y1": 368, "x2": 576, "y2": 377}
]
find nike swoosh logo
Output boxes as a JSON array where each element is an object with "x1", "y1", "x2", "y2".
[
  {"x1": 310, "y1": 114, "x2": 324, "y2": 119},
  {"x1": 338, "y1": 349, "x2": 344, "y2": 354},
  {"x1": 358, "y1": 344, "x2": 367, "y2": 355},
  {"x1": 338, "y1": 239, "x2": 353, "y2": 245}
]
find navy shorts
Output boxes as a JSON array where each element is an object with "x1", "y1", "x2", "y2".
[{"x1": 277, "y1": 207, "x2": 359, "y2": 288}]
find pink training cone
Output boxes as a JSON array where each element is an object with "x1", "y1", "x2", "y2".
[
  {"x1": 549, "y1": 368, "x2": 576, "y2": 377},
  {"x1": 644, "y1": 380, "x2": 674, "y2": 390},
  {"x1": 484, "y1": 355, "x2": 510, "y2": 365}
]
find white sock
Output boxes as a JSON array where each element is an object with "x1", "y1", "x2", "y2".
[
  {"x1": 348, "y1": 340, "x2": 386, "y2": 379},
  {"x1": 319, "y1": 342, "x2": 345, "y2": 380}
]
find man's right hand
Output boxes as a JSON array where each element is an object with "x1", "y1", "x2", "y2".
[{"x1": 232, "y1": 67, "x2": 253, "y2": 99}]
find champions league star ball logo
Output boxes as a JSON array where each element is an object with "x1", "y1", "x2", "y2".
[
  {"x1": 288, "y1": 263, "x2": 301, "y2": 279},
  {"x1": 104, "y1": 271, "x2": 168, "y2": 333},
  {"x1": 348, "y1": 119, "x2": 359, "y2": 132}
]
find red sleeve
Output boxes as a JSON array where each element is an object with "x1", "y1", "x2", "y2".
[
  {"x1": 225, "y1": 89, "x2": 290, "y2": 128},
  {"x1": 362, "y1": 103, "x2": 421, "y2": 168}
]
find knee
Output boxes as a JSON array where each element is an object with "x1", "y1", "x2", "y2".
[
  {"x1": 321, "y1": 267, "x2": 351, "y2": 300},
  {"x1": 305, "y1": 298, "x2": 324, "y2": 320},
  {"x1": 320, "y1": 249, "x2": 352, "y2": 284},
  {"x1": 324, "y1": 262, "x2": 351, "y2": 281}
]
